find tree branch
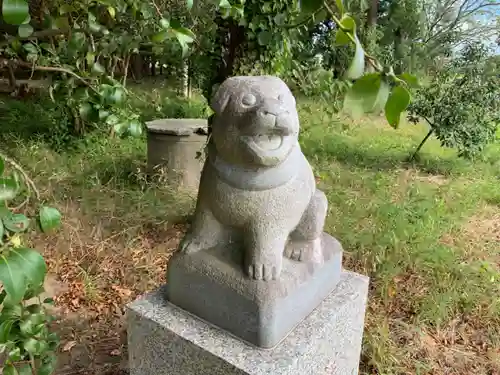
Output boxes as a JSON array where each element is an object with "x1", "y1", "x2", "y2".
[
  {"x1": 0, "y1": 152, "x2": 40, "y2": 200},
  {"x1": 425, "y1": 0, "x2": 462, "y2": 39},
  {"x1": 0, "y1": 28, "x2": 75, "y2": 47},
  {"x1": 324, "y1": 2, "x2": 382, "y2": 72},
  {"x1": 1, "y1": 59, "x2": 99, "y2": 93},
  {"x1": 423, "y1": 0, "x2": 498, "y2": 45}
]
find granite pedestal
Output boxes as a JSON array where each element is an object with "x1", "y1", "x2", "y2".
[
  {"x1": 127, "y1": 271, "x2": 369, "y2": 375},
  {"x1": 167, "y1": 233, "x2": 343, "y2": 348}
]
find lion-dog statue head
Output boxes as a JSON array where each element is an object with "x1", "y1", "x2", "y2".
[{"x1": 210, "y1": 76, "x2": 300, "y2": 168}]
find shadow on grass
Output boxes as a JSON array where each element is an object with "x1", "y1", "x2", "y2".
[{"x1": 301, "y1": 134, "x2": 473, "y2": 176}]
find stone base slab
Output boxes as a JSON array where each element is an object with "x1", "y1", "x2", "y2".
[
  {"x1": 167, "y1": 233, "x2": 343, "y2": 348},
  {"x1": 127, "y1": 271, "x2": 369, "y2": 375}
]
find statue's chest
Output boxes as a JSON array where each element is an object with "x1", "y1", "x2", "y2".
[{"x1": 202, "y1": 165, "x2": 314, "y2": 227}]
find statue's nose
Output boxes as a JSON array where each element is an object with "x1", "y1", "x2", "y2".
[{"x1": 258, "y1": 99, "x2": 287, "y2": 118}]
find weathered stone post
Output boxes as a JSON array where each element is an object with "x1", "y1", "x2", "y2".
[
  {"x1": 146, "y1": 119, "x2": 208, "y2": 191},
  {"x1": 128, "y1": 76, "x2": 369, "y2": 375}
]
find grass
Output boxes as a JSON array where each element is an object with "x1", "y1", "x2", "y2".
[{"x1": 1, "y1": 90, "x2": 499, "y2": 375}]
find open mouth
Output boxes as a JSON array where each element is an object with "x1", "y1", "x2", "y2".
[{"x1": 245, "y1": 134, "x2": 284, "y2": 151}]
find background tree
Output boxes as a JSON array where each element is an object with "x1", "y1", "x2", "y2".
[{"x1": 408, "y1": 42, "x2": 500, "y2": 159}]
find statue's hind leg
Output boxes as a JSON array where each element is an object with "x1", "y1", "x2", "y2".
[{"x1": 285, "y1": 189, "x2": 328, "y2": 263}]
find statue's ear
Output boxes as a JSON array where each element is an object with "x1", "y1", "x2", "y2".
[{"x1": 210, "y1": 80, "x2": 233, "y2": 114}]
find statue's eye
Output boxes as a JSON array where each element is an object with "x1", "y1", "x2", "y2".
[{"x1": 242, "y1": 93, "x2": 257, "y2": 107}]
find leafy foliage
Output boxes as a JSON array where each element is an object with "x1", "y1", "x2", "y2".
[
  {"x1": 408, "y1": 43, "x2": 500, "y2": 158},
  {"x1": 0, "y1": 154, "x2": 62, "y2": 375},
  {"x1": 0, "y1": 0, "x2": 421, "y2": 137}
]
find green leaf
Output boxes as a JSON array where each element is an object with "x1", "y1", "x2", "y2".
[
  {"x1": 274, "y1": 13, "x2": 286, "y2": 26},
  {"x1": 0, "y1": 304, "x2": 22, "y2": 319},
  {"x1": 160, "y1": 18, "x2": 170, "y2": 29},
  {"x1": 39, "y1": 206, "x2": 62, "y2": 233},
  {"x1": 172, "y1": 27, "x2": 195, "y2": 45},
  {"x1": 88, "y1": 13, "x2": 105, "y2": 34},
  {"x1": 43, "y1": 297, "x2": 54, "y2": 305},
  {"x1": 0, "y1": 341, "x2": 12, "y2": 353},
  {"x1": 22, "y1": 43, "x2": 37, "y2": 54},
  {"x1": 2, "y1": 0, "x2": 29, "y2": 25},
  {"x1": 79, "y1": 102, "x2": 93, "y2": 120},
  {"x1": 372, "y1": 80, "x2": 391, "y2": 113},
  {"x1": 17, "y1": 364, "x2": 32, "y2": 375},
  {"x1": 385, "y1": 85, "x2": 411, "y2": 128},
  {"x1": 345, "y1": 33, "x2": 365, "y2": 80},
  {"x1": 0, "y1": 220, "x2": 4, "y2": 243},
  {"x1": 113, "y1": 123, "x2": 126, "y2": 135},
  {"x1": 20, "y1": 318, "x2": 35, "y2": 336},
  {"x1": 23, "y1": 337, "x2": 41, "y2": 355},
  {"x1": 0, "y1": 157, "x2": 4, "y2": 175},
  {"x1": 186, "y1": 0, "x2": 193, "y2": 9},
  {"x1": 107, "y1": 6, "x2": 116, "y2": 18},
  {"x1": 218, "y1": 0, "x2": 231, "y2": 8},
  {"x1": 344, "y1": 73, "x2": 383, "y2": 116},
  {"x1": 38, "y1": 354, "x2": 57, "y2": 375},
  {"x1": 257, "y1": 30, "x2": 272, "y2": 46},
  {"x1": 3, "y1": 213, "x2": 30, "y2": 233},
  {"x1": 0, "y1": 253, "x2": 26, "y2": 303},
  {"x1": 85, "y1": 51, "x2": 95, "y2": 66},
  {"x1": 3, "y1": 364, "x2": 18, "y2": 375},
  {"x1": 23, "y1": 285, "x2": 42, "y2": 300},
  {"x1": 172, "y1": 27, "x2": 195, "y2": 57},
  {"x1": 53, "y1": 16, "x2": 69, "y2": 30},
  {"x1": 0, "y1": 178, "x2": 18, "y2": 201},
  {"x1": 109, "y1": 87, "x2": 125, "y2": 104},
  {"x1": 8, "y1": 346, "x2": 22, "y2": 361},
  {"x1": 18, "y1": 23, "x2": 33, "y2": 38},
  {"x1": 26, "y1": 303, "x2": 42, "y2": 313},
  {"x1": 335, "y1": 29, "x2": 350, "y2": 46},
  {"x1": 0, "y1": 204, "x2": 10, "y2": 219},
  {"x1": 128, "y1": 120, "x2": 143, "y2": 137},
  {"x1": 9, "y1": 248, "x2": 47, "y2": 287},
  {"x1": 92, "y1": 62, "x2": 105, "y2": 75},
  {"x1": 105, "y1": 114, "x2": 119, "y2": 125},
  {"x1": 68, "y1": 32, "x2": 86, "y2": 49},
  {"x1": 397, "y1": 73, "x2": 420, "y2": 88},
  {"x1": 336, "y1": 0, "x2": 344, "y2": 14},
  {"x1": 0, "y1": 320, "x2": 14, "y2": 343},
  {"x1": 339, "y1": 14, "x2": 356, "y2": 32},
  {"x1": 152, "y1": 31, "x2": 169, "y2": 43}
]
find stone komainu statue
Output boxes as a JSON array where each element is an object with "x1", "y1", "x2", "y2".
[{"x1": 179, "y1": 76, "x2": 328, "y2": 281}]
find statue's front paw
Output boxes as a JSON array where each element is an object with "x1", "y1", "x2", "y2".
[
  {"x1": 246, "y1": 262, "x2": 282, "y2": 281},
  {"x1": 179, "y1": 235, "x2": 203, "y2": 254},
  {"x1": 284, "y1": 237, "x2": 323, "y2": 263}
]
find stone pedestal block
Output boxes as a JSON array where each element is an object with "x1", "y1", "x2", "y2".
[
  {"x1": 146, "y1": 119, "x2": 208, "y2": 191},
  {"x1": 127, "y1": 271, "x2": 369, "y2": 375},
  {"x1": 167, "y1": 233, "x2": 343, "y2": 348}
]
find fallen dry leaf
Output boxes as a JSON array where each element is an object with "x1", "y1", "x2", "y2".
[
  {"x1": 111, "y1": 285, "x2": 133, "y2": 298},
  {"x1": 62, "y1": 340, "x2": 77, "y2": 352}
]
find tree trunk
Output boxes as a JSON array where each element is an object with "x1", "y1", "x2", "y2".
[
  {"x1": 367, "y1": 0, "x2": 378, "y2": 27},
  {"x1": 411, "y1": 127, "x2": 434, "y2": 161},
  {"x1": 181, "y1": 60, "x2": 189, "y2": 98},
  {"x1": 205, "y1": 16, "x2": 246, "y2": 99},
  {"x1": 393, "y1": 28, "x2": 405, "y2": 74}
]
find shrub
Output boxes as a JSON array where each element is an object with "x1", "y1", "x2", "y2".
[
  {"x1": 408, "y1": 43, "x2": 500, "y2": 159},
  {"x1": 0, "y1": 154, "x2": 62, "y2": 375}
]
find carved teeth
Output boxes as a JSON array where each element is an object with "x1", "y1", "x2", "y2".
[{"x1": 253, "y1": 135, "x2": 282, "y2": 150}]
